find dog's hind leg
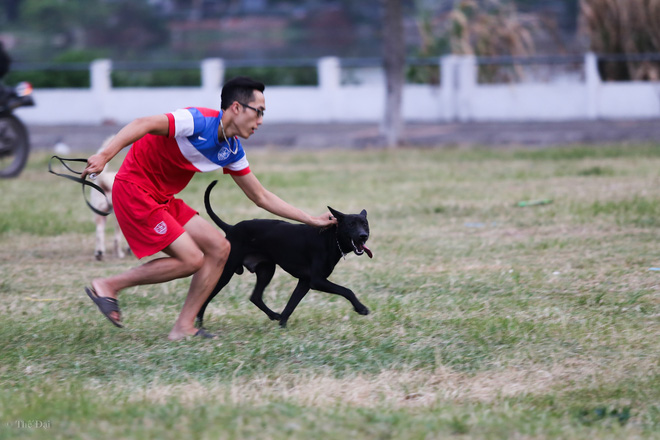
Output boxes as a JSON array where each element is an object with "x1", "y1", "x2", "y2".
[
  {"x1": 310, "y1": 278, "x2": 370, "y2": 316},
  {"x1": 195, "y1": 256, "x2": 239, "y2": 329},
  {"x1": 249, "y1": 262, "x2": 281, "y2": 321},
  {"x1": 278, "y1": 279, "x2": 311, "y2": 328}
]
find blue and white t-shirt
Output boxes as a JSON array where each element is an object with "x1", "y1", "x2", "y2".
[{"x1": 116, "y1": 107, "x2": 250, "y2": 198}]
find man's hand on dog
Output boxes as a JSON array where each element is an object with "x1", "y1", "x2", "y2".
[{"x1": 310, "y1": 212, "x2": 337, "y2": 229}]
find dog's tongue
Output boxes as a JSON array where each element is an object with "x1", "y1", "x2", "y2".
[{"x1": 363, "y1": 244, "x2": 373, "y2": 258}]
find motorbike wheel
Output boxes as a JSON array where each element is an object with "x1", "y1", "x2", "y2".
[{"x1": 0, "y1": 113, "x2": 30, "y2": 178}]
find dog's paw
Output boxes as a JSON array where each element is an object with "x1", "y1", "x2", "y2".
[
  {"x1": 95, "y1": 251, "x2": 104, "y2": 261},
  {"x1": 278, "y1": 319, "x2": 288, "y2": 328},
  {"x1": 269, "y1": 313, "x2": 282, "y2": 321},
  {"x1": 355, "y1": 305, "x2": 370, "y2": 315}
]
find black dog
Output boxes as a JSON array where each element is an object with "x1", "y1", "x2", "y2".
[{"x1": 197, "y1": 180, "x2": 373, "y2": 328}]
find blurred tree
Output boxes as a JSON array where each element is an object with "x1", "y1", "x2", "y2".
[
  {"x1": 86, "y1": 1, "x2": 169, "y2": 57},
  {"x1": 17, "y1": 0, "x2": 167, "y2": 59},
  {"x1": 450, "y1": 0, "x2": 534, "y2": 57},
  {"x1": 408, "y1": 4, "x2": 450, "y2": 84},
  {"x1": 581, "y1": 0, "x2": 660, "y2": 81},
  {"x1": 2, "y1": 0, "x2": 21, "y2": 21},
  {"x1": 20, "y1": 0, "x2": 97, "y2": 48},
  {"x1": 5, "y1": 50, "x2": 106, "y2": 88},
  {"x1": 449, "y1": 0, "x2": 535, "y2": 82}
]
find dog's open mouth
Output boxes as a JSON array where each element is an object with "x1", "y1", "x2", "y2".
[{"x1": 352, "y1": 240, "x2": 373, "y2": 258}]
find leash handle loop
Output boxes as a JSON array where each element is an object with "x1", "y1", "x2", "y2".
[{"x1": 48, "y1": 156, "x2": 112, "y2": 216}]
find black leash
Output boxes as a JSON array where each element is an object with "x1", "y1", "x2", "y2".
[{"x1": 48, "y1": 156, "x2": 112, "y2": 216}]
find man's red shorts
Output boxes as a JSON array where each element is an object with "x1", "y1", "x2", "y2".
[{"x1": 112, "y1": 178, "x2": 197, "y2": 259}]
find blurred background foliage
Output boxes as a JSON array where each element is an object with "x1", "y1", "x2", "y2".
[
  {"x1": 581, "y1": 0, "x2": 660, "y2": 80},
  {"x1": 1, "y1": 0, "x2": 657, "y2": 86}
]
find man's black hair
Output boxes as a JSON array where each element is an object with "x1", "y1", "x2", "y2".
[{"x1": 220, "y1": 76, "x2": 265, "y2": 110}]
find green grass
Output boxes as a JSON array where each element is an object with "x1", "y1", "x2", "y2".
[{"x1": 1, "y1": 144, "x2": 659, "y2": 439}]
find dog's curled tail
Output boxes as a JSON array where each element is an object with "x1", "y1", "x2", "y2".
[{"x1": 204, "y1": 180, "x2": 232, "y2": 233}]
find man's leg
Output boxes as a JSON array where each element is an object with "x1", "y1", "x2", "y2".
[
  {"x1": 90, "y1": 228, "x2": 208, "y2": 326},
  {"x1": 168, "y1": 215, "x2": 230, "y2": 340}
]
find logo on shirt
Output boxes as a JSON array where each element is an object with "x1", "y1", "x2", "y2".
[
  {"x1": 154, "y1": 221, "x2": 168, "y2": 235},
  {"x1": 217, "y1": 146, "x2": 232, "y2": 161}
]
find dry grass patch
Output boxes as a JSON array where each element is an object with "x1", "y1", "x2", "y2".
[{"x1": 122, "y1": 355, "x2": 656, "y2": 410}]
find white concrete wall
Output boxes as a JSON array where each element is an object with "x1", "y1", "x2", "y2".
[
  {"x1": 13, "y1": 54, "x2": 660, "y2": 125},
  {"x1": 470, "y1": 84, "x2": 588, "y2": 120},
  {"x1": 597, "y1": 82, "x2": 660, "y2": 119}
]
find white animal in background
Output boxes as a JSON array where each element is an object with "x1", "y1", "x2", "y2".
[{"x1": 90, "y1": 136, "x2": 130, "y2": 261}]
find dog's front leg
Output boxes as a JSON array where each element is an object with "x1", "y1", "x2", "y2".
[
  {"x1": 278, "y1": 279, "x2": 311, "y2": 328},
  {"x1": 309, "y1": 278, "x2": 370, "y2": 316},
  {"x1": 112, "y1": 215, "x2": 126, "y2": 259},
  {"x1": 94, "y1": 214, "x2": 106, "y2": 261}
]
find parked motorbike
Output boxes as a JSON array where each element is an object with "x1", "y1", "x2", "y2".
[{"x1": 0, "y1": 81, "x2": 34, "y2": 178}]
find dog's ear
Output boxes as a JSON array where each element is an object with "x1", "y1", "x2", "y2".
[
  {"x1": 360, "y1": 209, "x2": 367, "y2": 218},
  {"x1": 328, "y1": 206, "x2": 344, "y2": 221}
]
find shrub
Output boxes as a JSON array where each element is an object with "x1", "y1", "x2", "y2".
[{"x1": 581, "y1": 0, "x2": 660, "y2": 80}]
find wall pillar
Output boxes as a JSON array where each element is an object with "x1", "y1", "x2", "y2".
[
  {"x1": 440, "y1": 55, "x2": 458, "y2": 122},
  {"x1": 585, "y1": 52, "x2": 601, "y2": 120},
  {"x1": 202, "y1": 58, "x2": 224, "y2": 92},
  {"x1": 456, "y1": 56, "x2": 477, "y2": 122},
  {"x1": 318, "y1": 56, "x2": 341, "y2": 120},
  {"x1": 90, "y1": 59, "x2": 112, "y2": 123}
]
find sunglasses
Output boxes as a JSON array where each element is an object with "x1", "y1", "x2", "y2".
[{"x1": 238, "y1": 102, "x2": 264, "y2": 118}]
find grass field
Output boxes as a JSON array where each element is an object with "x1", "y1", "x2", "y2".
[{"x1": 1, "y1": 144, "x2": 659, "y2": 439}]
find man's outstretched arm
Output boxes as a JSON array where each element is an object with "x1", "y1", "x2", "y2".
[
  {"x1": 82, "y1": 114, "x2": 170, "y2": 178},
  {"x1": 232, "y1": 172, "x2": 336, "y2": 228}
]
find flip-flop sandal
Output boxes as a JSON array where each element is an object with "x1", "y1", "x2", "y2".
[
  {"x1": 85, "y1": 286, "x2": 123, "y2": 328},
  {"x1": 193, "y1": 328, "x2": 216, "y2": 339}
]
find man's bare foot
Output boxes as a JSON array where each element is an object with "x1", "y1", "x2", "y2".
[
  {"x1": 91, "y1": 278, "x2": 121, "y2": 324},
  {"x1": 168, "y1": 325, "x2": 215, "y2": 341},
  {"x1": 168, "y1": 327, "x2": 195, "y2": 341}
]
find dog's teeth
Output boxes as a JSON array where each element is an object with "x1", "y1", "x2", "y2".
[{"x1": 351, "y1": 239, "x2": 372, "y2": 257}]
